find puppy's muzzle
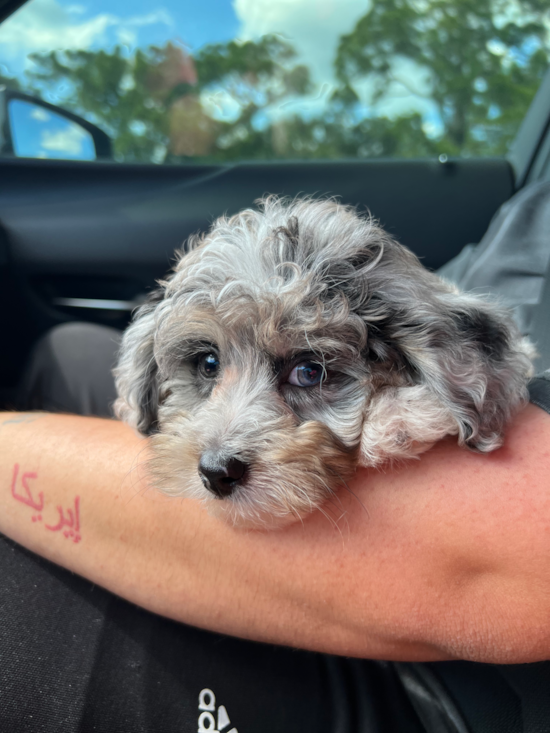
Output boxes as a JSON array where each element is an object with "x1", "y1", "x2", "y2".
[{"x1": 198, "y1": 451, "x2": 248, "y2": 498}]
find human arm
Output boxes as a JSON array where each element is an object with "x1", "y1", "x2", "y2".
[{"x1": 0, "y1": 406, "x2": 549, "y2": 664}]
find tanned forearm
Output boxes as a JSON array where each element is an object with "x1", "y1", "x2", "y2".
[{"x1": 1, "y1": 407, "x2": 550, "y2": 663}]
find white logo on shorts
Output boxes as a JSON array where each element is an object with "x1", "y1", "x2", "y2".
[{"x1": 198, "y1": 688, "x2": 238, "y2": 733}]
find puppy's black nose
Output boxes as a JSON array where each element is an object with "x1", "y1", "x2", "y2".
[{"x1": 198, "y1": 452, "x2": 247, "y2": 498}]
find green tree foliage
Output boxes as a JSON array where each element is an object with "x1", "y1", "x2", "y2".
[
  {"x1": 23, "y1": 36, "x2": 312, "y2": 162},
  {"x1": 0, "y1": 71, "x2": 20, "y2": 90},
  {"x1": 9, "y1": 0, "x2": 550, "y2": 162},
  {"x1": 26, "y1": 45, "x2": 189, "y2": 161},
  {"x1": 335, "y1": 0, "x2": 550, "y2": 156}
]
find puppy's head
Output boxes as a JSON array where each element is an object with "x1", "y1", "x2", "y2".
[{"x1": 115, "y1": 197, "x2": 533, "y2": 527}]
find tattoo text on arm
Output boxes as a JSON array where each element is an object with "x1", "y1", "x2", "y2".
[{"x1": 10, "y1": 463, "x2": 81, "y2": 543}]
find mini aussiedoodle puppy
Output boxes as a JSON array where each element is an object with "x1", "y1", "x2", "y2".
[{"x1": 114, "y1": 197, "x2": 534, "y2": 527}]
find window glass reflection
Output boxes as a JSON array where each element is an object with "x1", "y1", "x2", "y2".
[
  {"x1": 0, "y1": 0, "x2": 549, "y2": 164},
  {"x1": 9, "y1": 99, "x2": 95, "y2": 160}
]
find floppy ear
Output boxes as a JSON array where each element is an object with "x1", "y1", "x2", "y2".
[
  {"x1": 354, "y1": 241, "x2": 535, "y2": 462},
  {"x1": 113, "y1": 290, "x2": 164, "y2": 435}
]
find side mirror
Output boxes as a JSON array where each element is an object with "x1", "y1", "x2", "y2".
[{"x1": 0, "y1": 87, "x2": 112, "y2": 161}]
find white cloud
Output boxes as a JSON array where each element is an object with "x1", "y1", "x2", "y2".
[
  {"x1": 116, "y1": 28, "x2": 137, "y2": 46},
  {"x1": 0, "y1": 0, "x2": 174, "y2": 74},
  {"x1": 1, "y1": 0, "x2": 116, "y2": 67},
  {"x1": 234, "y1": 0, "x2": 439, "y2": 124},
  {"x1": 352, "y1": 55, "x2": 437, "y2": 120},
  {"x1": 232, "y1": 0, "x2": 370, "y2": 124},
  {"x1": 201, "y1": 88, "x2": 242, "y2": 122},
  {"x1": 234, "y1": 0, "x2": 368, "y2": 88},
  {"x1": 30, "y1": 106, "x2": 51, "y2": 122},
  {"x1": 40, "y1": 122, "x2": 90, "y2": 154},
  {"x1": 127, "y1": 9, "x2": 173, "y2": 28}
]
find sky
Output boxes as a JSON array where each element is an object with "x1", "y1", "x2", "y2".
[
  {"x1": 0, "y1": 0, "x2": 367, "y2": 78},
  {"x1": 0, "y1": 0, "x2": 442, "y2": 139},
  {"x1": 9, "y1": 97, "x2": 96, "y2": 158}
]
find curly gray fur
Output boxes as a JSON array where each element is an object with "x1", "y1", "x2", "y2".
[{"x1": 114, "y1": 196, "x2": 535, "y2": 527}]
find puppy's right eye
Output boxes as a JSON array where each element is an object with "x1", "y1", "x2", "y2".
[
  {"x1": 287, "y1": 361, "x2": 324, "y2": 387},
  {"x1": 198, "y1": 353, "x2": 220, "y2": 378}
]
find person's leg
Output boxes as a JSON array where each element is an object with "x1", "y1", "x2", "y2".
[
  {"x1": 18, "y1": 322, "x2": 122, "y2": 417},
  {"x1": 0, "y1": 534, "x2": 424, "y2": 733}
]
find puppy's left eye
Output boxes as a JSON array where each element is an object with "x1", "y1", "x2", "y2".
[
  {"x1": 287, "y1": 361, "x2": 324, "y2": 387},
  {"x1": 198, "y1": 353, "x2": 220, "y2": 378}
]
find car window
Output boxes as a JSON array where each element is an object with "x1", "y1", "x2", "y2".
[{"x1": 0, "y1": 0, "x2": 549, "y2": 164}]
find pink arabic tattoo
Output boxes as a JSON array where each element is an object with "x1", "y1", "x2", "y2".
[{"x1": 10, "y1": 463, "x2": 82, "y2": 543}]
